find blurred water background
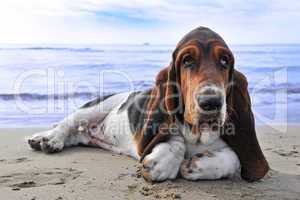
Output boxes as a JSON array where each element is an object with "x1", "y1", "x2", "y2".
[{"x1": 0, "y1": 44, "x2": 299, "y2": 127}]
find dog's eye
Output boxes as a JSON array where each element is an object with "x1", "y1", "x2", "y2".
[
  {"x1": 219, "y1": 55, "x2": 230, "y2": 68},
  {"x1": 182, "y1": 54, "x2": 196, "y2": 68}
]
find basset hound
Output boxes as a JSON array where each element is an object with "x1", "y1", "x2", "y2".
[{"x1": 28, "y1": 27, "x2": 269, "y2": 182}]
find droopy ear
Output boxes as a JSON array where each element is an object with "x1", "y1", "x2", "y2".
[
  {"x1": 222, "y1": 70, "x2": 269, "y2": 182},
  {"x1": 138, "y1": 64, "x2": 181, "y2": 161}
]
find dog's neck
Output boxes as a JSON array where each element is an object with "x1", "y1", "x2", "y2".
[{"x1": 175, "y1": 119, "x2": 221, "y2": 145}]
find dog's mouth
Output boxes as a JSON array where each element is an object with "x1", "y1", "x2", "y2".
[
  {"x1": 199, "y1": 118, "x2": 219, "y2": 125},
  {"x1": 183, "y1": 116, "x2": 222, "y2": 145},
  {"x1": 186, "y1": 115, "x2": 222, "y2": 131},
  {"x1": 198, "y1": 109, "x2": 222, "y2": 123},
  {"x1": 197, "y1": 117, "x2": 221, "y2": 131}
]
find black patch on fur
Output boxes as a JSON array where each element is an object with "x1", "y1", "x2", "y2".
[
  {"x1": 127, "y1": 89, "x2": 152, "y2": 133},
  {"x1": 127, "y1": 89, "x2": 170, "y2": 149},
  {"x1": 80, "y1": 94, "x2": 115, "y2": 109},
  {"x1": 117, "y1": 91, "x2": 141, "y2": 113}
]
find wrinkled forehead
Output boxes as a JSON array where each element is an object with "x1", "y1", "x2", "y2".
[{"x1": 176, "y1": 27, "x2": 228, "y2": 49}]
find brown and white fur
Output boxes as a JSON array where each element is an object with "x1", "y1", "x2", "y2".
[
  {"x1": 28, "y1": 27, "x2": 269, "y2": 182},
  {"x1": 28, "y1": 91, "x2": 240, "y2": 181}
]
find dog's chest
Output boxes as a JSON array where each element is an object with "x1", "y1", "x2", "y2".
[{"x1": 184, "y1": 138, "x2": 228, "y2": 158}]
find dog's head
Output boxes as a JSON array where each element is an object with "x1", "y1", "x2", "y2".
[{"x1": 163, "y1": 27, "x2": 234, "y2": 144}]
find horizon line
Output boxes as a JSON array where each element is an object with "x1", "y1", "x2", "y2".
[{"x1": 1, "y1": 42, "x2": 300, "y2": 46}]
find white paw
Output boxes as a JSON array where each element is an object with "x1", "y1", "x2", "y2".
[
  {"x1": 180, "y1": 149, "x2": 240, "y2": 180},
  {"x1": 28, "y1": 134, "x2": 43, "y2": 151},
  {"x1": 28, "y1": 130, "x2": 64, "y2": 153},
  {"x1": 180, "y1": 155, "x2": 210, "y2": 180},
  {"x1": 40, "y1": 137, "x2": 64, "y2": 153},
  {"x1": 141, "y1": 143, "x2": 183, "y2": 182}
]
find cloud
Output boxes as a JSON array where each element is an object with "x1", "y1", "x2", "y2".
[{"x1": 0, "y1": 0, "x2": 299, "y2": 44}]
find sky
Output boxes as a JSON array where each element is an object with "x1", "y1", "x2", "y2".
[{"x1": 0, "y1": 0, "x2": 299, "y2": 44}]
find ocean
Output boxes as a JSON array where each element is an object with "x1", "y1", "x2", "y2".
[{"x1": 0, "y1": 44, "x2": 299, "y2": 127}]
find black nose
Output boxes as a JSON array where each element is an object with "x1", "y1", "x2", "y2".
[{"x1": 197, "y1": 90, "x2": 223, "y2": 111}]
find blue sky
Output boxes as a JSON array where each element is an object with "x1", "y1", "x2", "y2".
[{"x1": 1, "y1": 0, "x2": 300, "y2": 44}]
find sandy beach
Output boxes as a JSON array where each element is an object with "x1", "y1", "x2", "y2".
[{"x1": 0, "y1": 125, "x2": 299, "y2": 200}]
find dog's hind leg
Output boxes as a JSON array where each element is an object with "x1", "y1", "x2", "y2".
[
  {"x1": 28, "y1": 93, "x2": 130, "y2": 153},
  {"x1": 28, "y1": 110, "x2": 107, "y2": 153}
]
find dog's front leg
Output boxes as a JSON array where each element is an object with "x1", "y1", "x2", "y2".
[
  {"x1": 141, "y1": 135, "x2": 186, "y2": 182},
  {"x1": 180, "y1": 147, "x2": 240, "y2": 180}
]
